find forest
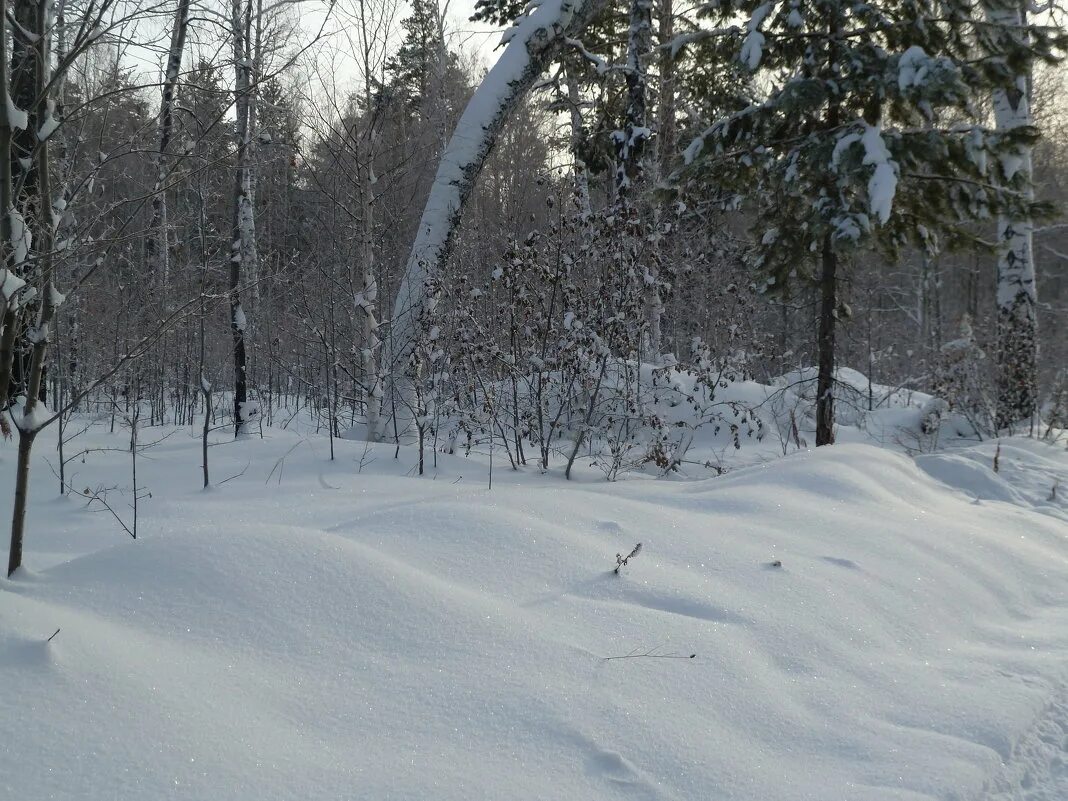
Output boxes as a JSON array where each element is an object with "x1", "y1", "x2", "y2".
[
  {"x1": 0, "y1": 0, "x2": 1064, "y2": 573},
  {"x1": 2, "y1": 0, "x2": 1068, "y2": 795}
]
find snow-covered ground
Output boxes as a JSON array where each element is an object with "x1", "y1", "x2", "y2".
[{"x1": 2, "y1": 408, "x2": 1067, "y2": 800}]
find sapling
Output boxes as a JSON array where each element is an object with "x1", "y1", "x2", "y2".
[{"x1": 614, "y1": 542, "x2": 642, "y2": 574}]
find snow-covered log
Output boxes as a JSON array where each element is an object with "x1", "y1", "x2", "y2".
[{"x1": 385, "y1": 0, "x2": 609, "y2": 433}]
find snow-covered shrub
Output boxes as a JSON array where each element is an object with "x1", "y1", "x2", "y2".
[{"x1": 932, "y1": 315, "x2": 994, "y2": 437}]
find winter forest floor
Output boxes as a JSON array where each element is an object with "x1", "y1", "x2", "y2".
[{"x1": 1, "y1": 395, "x2": 1068, "y2": 800}]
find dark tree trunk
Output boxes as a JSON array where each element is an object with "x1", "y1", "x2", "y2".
[
  {"x1": 7, "y1": 430, "x2": 33, "y2": 575},
  {"x1": 816, "y1": 235, "x2": 837, "y2": 446}
]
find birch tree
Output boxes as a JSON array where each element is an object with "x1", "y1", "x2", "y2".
[
  {"x1": 146, "y1": 0, "x2": 193, "y2": 284},
  {"x1": 386, "y1": 0, "x2": 610, "y2": 432},
  {"x1": 229, "y1": 0, "x2": 259, "y2": 436},
  {"x1": 987, "y1": 0, "x2": 1038, "y2": 430}
]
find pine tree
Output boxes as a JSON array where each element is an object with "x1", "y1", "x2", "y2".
[
  {"x1": 385, "y1": 0, "x2": 460, "y2": 124},
  {"x1": 677, "y1": 0, "x2": 1064, "y2": 445}
]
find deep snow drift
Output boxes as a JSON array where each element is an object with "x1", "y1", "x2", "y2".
[{"x1": 1, "y1": 414, "x2": 1067, "y2": 800}]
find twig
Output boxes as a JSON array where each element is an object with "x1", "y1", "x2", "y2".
[
  {"x1": 603, "y1": 646, "x2": 696, "y2": 661},
  {"x1": 81, "y1": 486, "x2": 135, "y2": 539},
  {"x1": 46, "y1": 628, "x2": 60, "y2": 642},
  {"x1": 265, "y1": 441, "x2": 303, "y2": 485},
  {"x1": 614, "y1": 542, "x2": 642, "y2": 574},
  {"x1": 218, "y1": 459, "x2": 251, "y2": 486}
]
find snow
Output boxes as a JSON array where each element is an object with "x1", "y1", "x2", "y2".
[
  {"x1": 49, "y1": 284, "x2": 66, "y2": 308},
  {"x1": 897, "y1": 45, "x2": 930, "y2": 91},
  {"x1": 0, "y1": 269, "x2": 26, "y2": 303},
  {"x1": 682, "y1": 133, "x2": 705, "y2": 165},
  {"x1": 37, "y1": 113, "x2": 61, "y2": 142},
  {"x1": 9, "y1": 209, "x2": 31, "y2": 265},
  {"x1": 12, "y1": 399, "x2": 52, "y2": 432},
  {"x1": 1, "y1": 387, "x2": 1068, "y2": 799},
  {"x1": 739, "y1": 3, "x2": 771, "y2": 70},
  {"x1": 1000, "y1": 151, "x2": 1024, "y2": 182},
  {"x1": 968, "y1": 127, "x2": 989, "y2": 175},
  {"x1": 4, "y1": 94, "x2": 28, "y2": 131},
  {"x1": 861, "y1": 123, "x2": 898, "y2": 225},
  {"x1": 236, "y1": 399, "x2": 259, "y2": 422},
  {"x1": 831, "y1": 131, "x2": 861, "y2": 169}
]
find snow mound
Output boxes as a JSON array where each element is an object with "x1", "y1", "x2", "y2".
[
  {"x1": 2, "y1": 429, "x2": 1068, "y2": 800},
  {"x1": 917, "y1": 439, "x2": 1068, "y2": 521}
]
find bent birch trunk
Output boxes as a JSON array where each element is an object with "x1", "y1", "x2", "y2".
[{"x1": 384, "y1": 0, "x2": 608, "y2": 438}]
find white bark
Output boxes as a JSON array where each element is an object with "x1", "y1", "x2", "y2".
[
  {"x1": 386, "y1": 0, "x2": 609, "y2": 428},
  {"x1": 358, "y1": 115, "x2": 383, "y2": 440},
  {"x1": 564, "y1": 67, "x2": 591, "y2": 218},
  {"x1": 229, "y1": 0, "x2": 256, "y2": 436},
  {"x1": 988, "y1": 0, "x2": 1038, "y2": 428}
]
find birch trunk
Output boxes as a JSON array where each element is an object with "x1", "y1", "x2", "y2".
[
  {"x1": 655, "y1": 0, "x2": 675, "y2": 181},
  {"x1": 229, "y1": 0, "x2": 256, "y2": 436},
  {"x1": 9, "y1": 0, "x2": 59, "y2": 575},
  {"x1": 358, "y1": 113, "x2": 383, "y2": 440},
  {"x1": 619, "y1": 0, "x2": 662, "y2": 362},
  {"x1": 616, "y1": 0, "x2": 651, "y2": 195},
  {"x1": 8, "y1": 0, "x2": 40, "y2": 402},
  {"x1": 386, "y1": 0, "x2": 609, "y2": 424},
  {"x1": 0, "y1": 0, "x2": 19, "y2": 416},
  {"x1": 989, "y1": 1, "x2": 1038, "y2": 430},
  {"x1": 564, "y1": 68, "x2": 591, "y2": 218},
  {"x1": 146, "y1": 0, "x2": 192, "y2": 284},
  {"x1": 816, "y1": 234, "x2": 838, "y2": 446}
]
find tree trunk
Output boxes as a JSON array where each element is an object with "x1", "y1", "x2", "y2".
[
  {"x1": 564, "y1": 68, "x2": 591, "y2": 218},
  {"x1": 0, "y1": 0, "x2": 18, "y2": 414},
  {"x1": 7, "y1": 430, "x2": 34, "y2": 575},
  {"x1": 618, "y1": 0, "x2": 662, "y2": 362},
  {"x1": 816, "y1": 234, "x2": 837, "y2": 446},
  {"x1": 656, "y1": 0, "x2": 676, "y2": 180},
  {"x1": 387, "y1": 0, "x2": 609, "y2": 419},
  {"x1": 989, "y1": 2, "x2": 1037, "y2": 430},
  {"x1": 8, "y1": 0, "x2": 58, "y2": 576},
  {"x1": 146, "y1": 0, "x2": 192, "y2": 284},
  {"x1": 357, "y1": 69, "x2": 384, "y2": 440},
  {"x1": 617, "y1": 0, "x2": 651, "y2": 195},
  {"x1": 229, "y1": 0, "x2": 256, "y2": 437},
  {"x1": 7, "y1": 0, "x2": 39, "y2": 403}
]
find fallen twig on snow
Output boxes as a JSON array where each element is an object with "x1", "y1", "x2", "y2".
[{"x1": 603, "y1": 646, "x2": 696, "y2": 661}]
